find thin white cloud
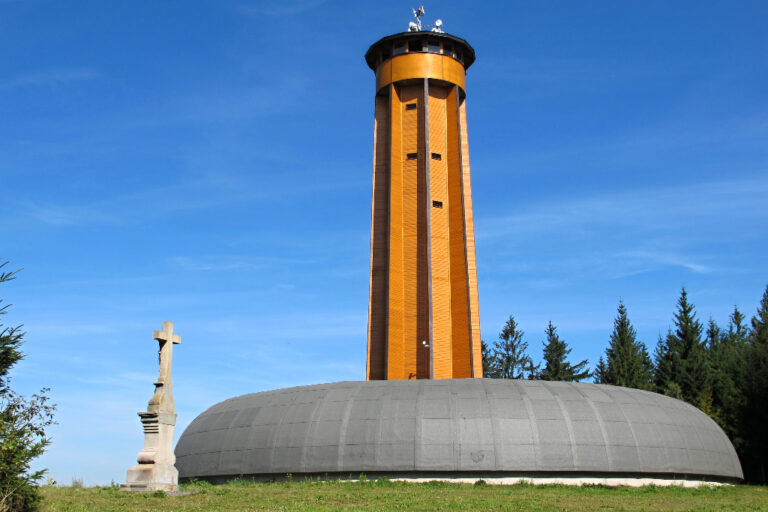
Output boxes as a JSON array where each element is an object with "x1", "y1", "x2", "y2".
[
  {"x1": 170, "y1": 255, "x2": 314, "y2": 272},
  {"x1": 476, "y1": 95, "x2": 768, "y2": 179},
  {"x1": 480, "y1": 176, "x2": 768, "y2": 239},
  {"x1": 615, "y1": 250, "x2": 713, "y2": 275},
  {"x1": 168, "y1": 79, "x2": 311, "y2": 124},
  {"x1": 233, "y1": 0, "x2": 327, "y2": 16},
  {"x1": 477, "y1": 176, "x2": 767, "y2": 284},
  {"x1": 170, "y1": 256, "x2": 259, "y2": 272},
  {"x1": 73, "y1": 373, "x2": 155, "y2": 387},
  {"x1": 5, "y1": 164, "x2": 363, "y2": 229},
  {"x1": 189, "y1": 311, "x2": 365, "y2": 344},
  {"x1": 29, "y1": 322, "x2": 120, "y2": 336},
  {"x1": 21, "y1": 202, "x2": 114, "y2": 226},
  {"x1": 0, "y1": 68, "x2": 99, "y2": 90}
]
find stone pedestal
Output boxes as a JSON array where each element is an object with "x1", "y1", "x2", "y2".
[{"x1": 123, "y1": 412, "x2": 179, "y2": 492}]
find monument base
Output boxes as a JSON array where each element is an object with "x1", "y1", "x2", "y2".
[{"x1": 122, "y1": 464, "x2": 179, "y2": 493}]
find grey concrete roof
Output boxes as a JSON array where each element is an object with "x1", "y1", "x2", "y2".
[{"x1": 175, "y1": 379, "x2": 743, "y2": 481}]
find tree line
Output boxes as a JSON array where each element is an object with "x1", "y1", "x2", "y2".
[{"x1": 481, "y1": 285, "x2": 768, "y2": 484}]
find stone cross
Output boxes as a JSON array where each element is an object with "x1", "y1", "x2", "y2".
[
  {"x1": 148, "y1": 321, "x2": 181, "y2": 414},
  {"x1": 123, "y1": 321, "x2": 181, "y2": 493}
]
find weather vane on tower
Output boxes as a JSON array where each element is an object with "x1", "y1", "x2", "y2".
[{"x1": 408, "y1": 6, "x2": 443, "y2": 33}]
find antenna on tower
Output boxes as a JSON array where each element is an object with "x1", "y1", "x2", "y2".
[
  {"x1": 409, "y1": 5, "x2": 425, "y2": 32},
  {"x1": 407, "y1": 6, "x2": 444, "y2": 33}
]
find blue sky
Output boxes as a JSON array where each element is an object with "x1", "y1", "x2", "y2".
[{"x1": 1, "y1": 0, "x2": 766, "y2": 485}]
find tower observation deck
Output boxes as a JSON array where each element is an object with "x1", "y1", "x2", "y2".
[{"x1": 365, "y1": 31, "x2": 481, "y2": 380}]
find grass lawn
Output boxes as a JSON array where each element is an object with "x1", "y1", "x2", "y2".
[{"x1": 40, "y1": 479, "x2": 768, "y2": 512}]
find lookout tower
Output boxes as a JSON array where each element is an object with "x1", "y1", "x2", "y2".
[
  {"x1": 364, "y1": 24, "x2": 481, "y2": 380},
  {"x1": 176, "y1": 12, "x2": 744, "y2": 486}
]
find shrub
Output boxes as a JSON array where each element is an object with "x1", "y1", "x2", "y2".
[{"x1": 0, "y1": 262, "x2": 56, "y2": 512}]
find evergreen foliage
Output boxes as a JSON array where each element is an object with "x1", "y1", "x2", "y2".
[
  {"x1": 485, "y1": 317, "x2": 538, "y2": 380},
  {"x1": 482, "y1": 283, "x2": 768, "y2": 482},
  {"x1": 0, "y1": 263, "x2": 56, "y2": 512},
  {"x1": 653, "y1": 288, "x2": 708, "y2": 405},
  {"x1": 599, "y1": 302, "x2": 653, "y2": 389},
  {"x1": 540, "y1": 322, "x2": 591, "y2": 382},
  {"x1": 652, "y1": 332, "x2": 673, "y2": 395},
  {"x1": 706, "y1": 310, "x2": 746, "y2": 443},
  {"x1": 740, "y1": 285, "x2": 768, "y2": 484},
  {"x1": 593, "y1": 357, "x2": 607, "y2": 384},
  {"x1": 480, "y1": 340, "x2": 494, "y2": 378}
]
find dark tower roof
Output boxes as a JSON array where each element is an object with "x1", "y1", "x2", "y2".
[{"x1": 365, "y1": 32, "x2": 476, "y2": 71}]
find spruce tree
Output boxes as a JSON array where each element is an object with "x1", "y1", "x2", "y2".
[
  {"x1": 705, "y1": 317, "x2": 721, "y2": 350},
  {"x1": 728, "y1": 307, "x2": 750, "y2": 344},
  {"x1": 675, "y1": 288, "x2": 708, "y2": 405},
  {"x1": 653, "y1": 332, "x2": 676, "y2": 395},
  {"x1": 488, "y1": 316, "x2": 537, "y2": 379},
  {"x1": 707, "y1": 310, "x2": 747, "y2": 441},
  {"x1": 704, "y1": 318, "x2": 724, "y2": 420},
  {"x1": 601, "y1": 301, "x2": 653, "y2": 390},
  {"x1": 654, "y1": 288, "x2": 708, "y2": 405},
  {"x1": 593, "y1": 357, "x2": 607, "y2": 384},
  {"x1": 742, "y1": 285, "x2": 768, "y2": 483},
  {"x1": 540, "y1": 321, "x2": 591, "y2": 381},
  {"x1": 480, "y1": 340, "x2": 496, "y2": 378}
]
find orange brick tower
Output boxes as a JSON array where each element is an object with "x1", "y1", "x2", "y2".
[{"x1": 365, "y1": 26, "x2": 481, "y2": 380}]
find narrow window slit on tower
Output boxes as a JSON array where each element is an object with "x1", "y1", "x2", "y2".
[
  {"x1": 406, "y1": 103, "x2": 417, "y2": 111},
  {"x1": 406, "y1": 153, "x2": 418, "y2": 160},
  {"x1": 432, "y1": 200, "x2": 443, "y2": 208},
  {"x1": 408, "y1": 40, "x2": 423, "y2": 52},
  {"x1": 431, "y1": 153, "x2": 442, "y2": 160}
]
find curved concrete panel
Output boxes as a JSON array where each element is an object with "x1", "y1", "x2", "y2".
[{"x1": 175, "y1": 379, "x2": 743, "y2": 482}]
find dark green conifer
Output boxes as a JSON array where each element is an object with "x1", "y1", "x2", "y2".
[
  {"x1": 742, "y1": 285, "x2": 768, "y2": 483},
  {"x1": 488, "y1": 316, "x2": 538, "y2": 379},
  {"x1": 540, "y1": 321, "x2": 591, "y2": 381},
  {"x1": 654, "y1": 288, "x2": 708, "y2": 405},
  {"x1": 593, "y1": 357, "x2": 607, "y2": 384},
  {"x1": 653, "y1": 332, "x2": 675, "y2": 394},
  {"x1": 707, "y1": 309, "x2": 747, "y2": 442},
  {"x1": 601, "y1": 301, "x2": 653, "y2": 390},
  {"x1": 480, "y1": 340, "x2": 496, "y2": 378}
]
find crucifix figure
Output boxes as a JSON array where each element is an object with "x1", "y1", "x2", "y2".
[
  {"x1": 148, "y1": 321, "x2": 181, "y2": 414},
  {"x1": 123, "y1": 321, "x2": 181, "y2": 493}
]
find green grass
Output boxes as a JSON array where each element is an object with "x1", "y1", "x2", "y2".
[{"x1": 40, "y1": 479, "x2": 768, "y2": 511}]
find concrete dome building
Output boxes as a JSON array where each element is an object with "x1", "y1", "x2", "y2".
[{"x1": 175, "y1": 380, "x2": 742, "y2": 483}]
